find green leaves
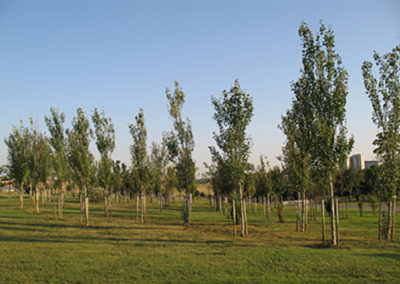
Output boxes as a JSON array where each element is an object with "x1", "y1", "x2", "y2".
[
  {"x1": 210, "y1": 79, "x2": 254, "y2": 195},
  {"x1": 362, "y1": 45, "x2": 400, "y2": 199}
]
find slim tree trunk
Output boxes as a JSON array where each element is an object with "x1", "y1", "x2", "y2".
[
  {"x1": 301, "y1": 192, "x2": 306, "y2": 232},
  {"x1": 240, "y1": 184, "x2": 245, "y2": 237},
  {"x1": 80, "y1": 192, "x2": 84, "y2": 226},
  {"x1": 232, "y1": 197, "x2": 236, "y2": 237},
  {"x1": 391, "y1": 197, "x2": 396, "y2": 241},
  {"x1": 329, "y1": 175, "x2": 337, "y2": 245},
  {"x1": 346, "y1": 198, "x2": 349, "y2": 219},
  {"x1": 84, "y1": 187, "x2": 89, "y2": 227},
  {"x1": 263, "y1": 196, "x2": 266, "y2": 218},
  {"x1": 378, "y1": 198, "x2": 382, "y2": 240},
  {"x1": 267, "y1": 193, "x2": 271, "y2": 217},
  {"x1": 104, "y1": 194, "x2": 108, "y2": 217},
  {"x1": 52, "y1": 188, "x2": 57, "y2": 219},
  {"x1": 244, "y1": 196, "x2": 248, "y2": 237},
  {"x1": 219, "y1": 195, "x2": 223, "y2": 215},
  {"x1": 296, "y1": 192, "x2": 300, "y2": 232},
  {"x1": 135, "y1": 193, "x2": 139, "y2": 222},
  {"x1": 140, "y1": 191, "x2": 144, "y2": 224},
  {"x1": 322, "y1": 198, "x2": 326, "y2": 243},
  {"x1": 385, "y1": 201, "x2": 391, "y2": 240},
  {"x1": 35, "y1": 187, "x2": 40, "y2": 214},
  {"x1": 19, "y1": 183, "x2": 24, "y2": 210},
  {"x1": 224, "y1": 196, "x2": 228, "y2": 217},
  {"x1": 335, "y1": 197, "x2": 340, "y2": 245}
]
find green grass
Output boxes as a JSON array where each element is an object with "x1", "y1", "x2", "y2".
[{"x1": 1, "y1": 193, "x2": 399, "y2": 283}]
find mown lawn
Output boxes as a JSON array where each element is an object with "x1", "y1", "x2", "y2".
[{"x1": 0, "y1": 193, "x2": 399, "y2": 283}]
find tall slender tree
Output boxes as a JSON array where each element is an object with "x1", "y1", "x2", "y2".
[
  {"x1": 4, "y1": 122, "x2": 30, "y2": 210},
  {"x1": 28, "y1": 119, "x2": 51, "y2": 214},
  {"x1": 129, "y1": 108, "x2": 150, "y2": 224},
  {"x1": 92, "y1": 108, "x2": 115, "y2": 217},
  {"x1": 67, "y1": 107, "x2": 94, "y2": 226},
  {"x1": 210, "y1": 79, "x2": 254, "y2": 237},
  {"x1": 362, "y1": 45, "x2": 400, "y2": 240},
  {"x1": 287, "y1": 22, "x2": 353, "y2": 245},
  {"x1": 45, "y1": 107, "x2": 69, "y2": 219},
  {"x1": 166, "y1": 81, "x2": 196, "y2": 229}
]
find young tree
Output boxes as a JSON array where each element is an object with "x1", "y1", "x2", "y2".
[
  {"x1": 362, "y1": 45, "x2": 400, "y2": 240},
  {"x1": 149, "y1": 138, "x2": 169, "y2": 212},
  {"x1": 288, "y1": 22, "x2": 353, "y2": 245},
  {"x1": 4, "y1": 122, "x2": 30, "y2": 209},
  {"x1": 92, "y1": 108, "x2": 115, "y2": 217},
  {"x1": 129, "y1": 108, "x2": 150, "y2": 224},
  {"x1": 67, "y1": 107, "x2": 94, "y2": 226},
  {"x1": 27, "y1": 119, "x2": 51, "y2": 214},
  {"x1": 45, "y1": 107, "x2": 69, "y2": 219},
  {"x1": 255, "y1": 156, "x2": 273, "y2": 219},
  {"x1": 166, "y1": 81, "x2": 196, "y2": 229},
  {"x1": 210, "y1": 80, "x2": 254, "y2": 237},
  {"x1": 280, "y1": 110, "x2": 311, "y2": 232}
]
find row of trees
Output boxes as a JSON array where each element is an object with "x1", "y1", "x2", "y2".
[
  {"x1": 4, "y1": 83, "x2": 196, "y2": 227},
  {"x1": 206, "y1": 22, "x2": 400, "y2": 244},
  {"x1": 4, "y1": 22, "x2": 400, "y2": 245}
]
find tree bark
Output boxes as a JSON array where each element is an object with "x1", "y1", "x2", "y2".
[
  {"x1": 329, "y1": 174, "x2": 337, "y2": 245},
  {"x1": 240, "y1": 184, "x2": 245, "y2": 237},
  {"x1": 84, "y1": 187, "x2": 89, "y2": 227},
  {"x1": 391, "y1": 197, "x2": 396, "y2": 241},
  {"x1": 296, "y1": 192, "x2": 300, "y2": 232},
  {"x1": 80, "y1": 192, "x2": 84, "y2": 226},
  {"x1": 322, "y1": 198, "x2": 326, "y2": 243},
  {"x1": 35, "y1": 187, "x2": 40, "y2": 214},
  {"x1": 19, "y1": 183, "x2": 24, "y2": 210},
  {"x1": 263, "y1": 196, "x2": 266, "y2": 218},
  {"x1": 52, "y1": 188, "x2": 57, "y2": 219},
  {"x1": 244, "y1": 196, "x2": 248, "y2": 237},
  {"x1": 335, "y1": 197, "x2": 340, "y2": 245},
  {"x1": 267, "y1": 193, "x2": 271, "y2": 217},
  {"x1": 378, "y1": 198, "x2": 382, "y2": 240},
  {"x1": 141, "y1": 191, "x2": 145, "y2": 224},
  {"x1": 232, "y1": 197, "x2": 236, "y2": 237}
]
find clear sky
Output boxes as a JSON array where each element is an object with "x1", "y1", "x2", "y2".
[{"x1": 0, "y1": 0, "x2": 399, "y2": 176}]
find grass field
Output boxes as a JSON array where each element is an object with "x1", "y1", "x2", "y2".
[{"x1": 1, "y1": 192, "x2": 399, "y2": 283}]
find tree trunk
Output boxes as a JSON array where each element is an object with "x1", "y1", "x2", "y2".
[
  {"x1": 42, "y1": 186, "x2": 46, "y2": 206},
  {"x1": 384, "y1": 201, "x2": 391, "y2": 240},
  {"x1": 19, "y1": 183, "x2": 24, "y2": 210},
  {"x1": 224, "y1": 196, "x2": 228, "y2": 217},
  {"x1": 378, "y1": 198, "x2": 382, "y2": 240},
  {"x1": 52, "y1": 188, "x2": 57, "y2": 219},
  {"x1": 263, "y1": 196, "x2": 266, "y2": 218},
  {"x1": 140, "y1": 191, "x2": 145, "y2": 224},
  {"x1": 219, "y1": 195, "x2": 222, "y2": 215},
  {"x1": 84, "y1": 187, "x2": 89, "y2": 227},
  {"x1": 267, "y1": 193, "x2": 271, "y2": 217},
  {"x1": 296, "y1": 192, "x2": 300, "y2": 232},
  {"x1": 240, "y1": 184, "x2": 245, "y2": 237},
  {"x1": 135, "y1": 193, "x2": 139, "y2": 222},
  {"x1": 104, "y1": 194, "x2": 108, "y2": 217},
  {"x1": 232, "y1": 197, "x2": 236, "y2": 237},
  {"x1": 80, "y1": 192, "x2": 84, "y2": 226},
  {"x1": 335, "y1": 197, "x2": 340, "y2": 245},
  {"x1": 329, "y1": 175, "x2": 337, "y2": 245},
  {"x1": 346, "y1": 198, "x2": 349, "y2": 219},
  {"x1": 35, "y1": 187, "x2": 40, "y2": 214},
  {"x1": 322, "y1": 198, "x2": 326, "y2": 242},
  {"x1": 244, "y1": 196, "x2": 248, "y2": 237},
  {"x1": 301, "y1": 192, "x2": 306, "y2": 232},
  {"x1": 391, "y1": 197, "x2": 396, "y2": 241}
]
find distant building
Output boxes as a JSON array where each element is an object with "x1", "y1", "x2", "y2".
[
  {"x1": 349, "y1": 154, "x2": 365, "y2": 170},
  {"x1": 365, "y1": 160, "x2": 378, "y2": 169}
]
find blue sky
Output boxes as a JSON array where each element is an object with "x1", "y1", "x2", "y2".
[{"x1": 0, "y1": 0, "x2": 399, "y2": 175}]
